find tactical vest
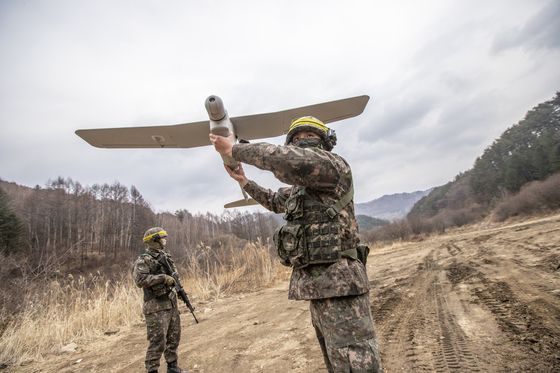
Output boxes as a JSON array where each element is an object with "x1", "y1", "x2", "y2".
[
  {"x1": 141, "y1": 252, "x2": 172, "y2": 301},
  {"x1": 274, "y1": 185, "x2": 357, "y2": 269}
]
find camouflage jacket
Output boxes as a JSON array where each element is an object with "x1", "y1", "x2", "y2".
[
  {"x1": 232, "y1": 142, "x2": 369, "y2": 300},
  {"x1": 132, "y1": 247, "x2": 178, "y2": 315}
]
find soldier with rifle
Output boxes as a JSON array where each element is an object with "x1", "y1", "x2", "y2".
[{"x1": 133, "y1": 227, "x2": 196, "y2": 373}]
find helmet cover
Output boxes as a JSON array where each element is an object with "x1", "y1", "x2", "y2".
[
  {"x1": 143, "y1": 227, "x2": 168, "y2": 243},
  {"x1": 285, "y1": 116, "x2": 336, "y2": 150}
]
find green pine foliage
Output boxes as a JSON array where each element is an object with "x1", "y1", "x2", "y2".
[
  {"x1": 0, "y1": 188, "x2": 22, "y2": 254},
  {"x1": 356, "y1": 215, "x2": 389, "y2": 231},
  {"x1": 408, "y1": 181, "x2": 454, "y2": 218},
  {"x1": 470, "y1": 92, "x2": 560, "y2": 204}
]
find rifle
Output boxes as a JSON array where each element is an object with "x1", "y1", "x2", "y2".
[{"x1": 159, "y1": 254, "x2": 199, "y2": 324}]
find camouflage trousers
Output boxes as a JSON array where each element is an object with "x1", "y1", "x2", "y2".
[
  {"x1": 144, "y1": 307, "x2": 181, "y2": 372},
  {"x1": 310, "y1": 293, "x2": 383, "y2": 373}
]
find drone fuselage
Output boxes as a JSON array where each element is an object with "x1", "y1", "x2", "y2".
[{"x1": 205, "y1": 95, "x2": 238, "y2": 170}]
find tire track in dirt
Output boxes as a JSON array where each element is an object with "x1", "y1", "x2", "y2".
[
  {"x1": 374, "y1": 216, "x2": 560, "y2": 373},
  {"x1": 429, "y1": 276, "x2": 480, "y2": 372},
  {"x1": 373, "y1": 249, "x2": 483, "y2": 372},
  {"x1": 372, "y1": 251, "x2": 437, "y2": 372},
  {"x1": 422, "y1": 250, "x2": 481, "y2": 372},
  {"x1": 445, "y1": 242, "x2": 463, "y2": 257},
  {"x1": 454, "y1": 221, "x2": 560, "y2": 371},
  {"x1": 445, "y1": 244, "x2": 560, "y2": 372},
  {"x1": 472, "y1": 276, "x2": 560, "y2": 371}
]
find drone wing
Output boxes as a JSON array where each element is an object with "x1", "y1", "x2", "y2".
[
  {"x1": 75, "y1": 95, "x2": 369, "y2": 148},
  {"x1": 233, "y1": 95, "x2": 369, "y2": 140},
  {"x1": 75, "y1": 120, "x2": 210, "y2": 148}
]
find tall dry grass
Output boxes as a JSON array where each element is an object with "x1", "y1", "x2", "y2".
[
  {"x1": 0, "y1": 241, "x2": 289, "y2": 367},
  {"x1": 0, "y1": 274, "x2": 142, "y2": 366},
  {"x1": 186, "y1": 240, "x2": 289, "y2": 300}
]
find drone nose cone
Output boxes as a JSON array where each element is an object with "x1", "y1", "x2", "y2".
[{"x1": 205, "y1": 95, "x2": 226, "y2": 121}]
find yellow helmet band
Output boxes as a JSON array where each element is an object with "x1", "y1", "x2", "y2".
[
  {"x1": 143, "y1": 229, "x2": 168, "y2": 242},
  {"x1": 288, "y1": 116, "x2": 328, "y2": 135}
]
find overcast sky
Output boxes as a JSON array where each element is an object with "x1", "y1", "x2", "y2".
[{"x1": 1, "y1": 0, "x2": 559, "y2": 214}]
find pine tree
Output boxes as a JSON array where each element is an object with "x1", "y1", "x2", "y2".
[{"x1": 0, "y1": 187, "x2": 23, "y2": 254}]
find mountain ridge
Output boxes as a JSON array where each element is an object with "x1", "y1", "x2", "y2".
[{"x1": 355, "y1": 189, "x2": 432, "y2": 220}]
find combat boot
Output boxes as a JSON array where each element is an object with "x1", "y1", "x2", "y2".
[{"x1": 167, "y1": 360, "x2": 188, "y2": 373}]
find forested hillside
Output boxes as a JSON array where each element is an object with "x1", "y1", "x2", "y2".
[
  {"x1": 356, "y1": 215, "x2": 389, "y2": 231},
  {"x1": 409, "y1": 92, "x2": 560, "y2": 221},
  {"x1": 0, "y1": 177, "x2": 279, "y2": 276}
]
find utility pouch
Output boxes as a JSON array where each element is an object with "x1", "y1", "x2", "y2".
[
  {"x1": 356, "y1": 244, "x2": 370, "y2": 266},
  {"x1": 143, "y1": 282, "x2": 169, "y2": 302},
  {"x1": 284, "y1": 191, "x2": 304, "y2": 221},
  {"x1": 150, "y1": 283, "x2": 169, "y2": 297},
  {"x1": 274, "y1": 223, "x2": 308, "y2": 268},
  {"x1": 305, "y1": 222, "x2": 342, "y2": 264}
]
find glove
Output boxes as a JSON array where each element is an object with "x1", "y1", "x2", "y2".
[{"x1": 164, "y1": 275, "x2": 175, "y2": 286}]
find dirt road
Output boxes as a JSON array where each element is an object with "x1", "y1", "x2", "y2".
[{"x1": 18, "y1": 214, "x2": 560, "y2": 372}]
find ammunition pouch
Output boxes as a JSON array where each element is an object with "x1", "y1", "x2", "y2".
[
  {"x1": 143, "y1": 282, "x2": 171, "y2": 301},
  {"x1": 356, "y1": 244, "x2": 370, "y2": 266},
  {"x1": 274, "y1": 223, "x2": 306, "y2": 268},
  {"x1": 306, "y1": 221, "x2": 343, "y2": 264}
]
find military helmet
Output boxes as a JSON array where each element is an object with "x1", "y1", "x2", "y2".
[
  {"x1": 143, "y1": 227, "x2": 168, "y2": 243},
  {"x1": 285, "y1": 116, "x2": 337, "y2": 150}
]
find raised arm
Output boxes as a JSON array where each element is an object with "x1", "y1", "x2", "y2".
[
  {"x1": 244, "y1": 181, "x2": 291, "y2": 213},
  {"x1": 217, "y1": 158, "x2": 291, "y2": 213},
  {"x1": 232, "y1": 143, "x2": 341, "y2": 190}
]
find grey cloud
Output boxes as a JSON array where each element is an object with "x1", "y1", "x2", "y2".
[
  {"x1": 492, "y1": 1, "x2": 560, "y2": 52},
  {"x1": 418, "y1": 95, "x2": 499, "y2": 151},
  {"x1": 357, "y1": 94, "x2": 437, "y2": 143}
]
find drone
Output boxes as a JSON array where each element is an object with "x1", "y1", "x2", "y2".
[{"x1": 76, "y1": 95, "x2": 370, "y2": 208}]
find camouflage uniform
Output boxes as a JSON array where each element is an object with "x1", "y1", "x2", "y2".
[
  {"x1": 232, "y1": 142, "x2": 383, "y2": 372},
  {"x1": 133, "y1": 247, "x2": 182, "y2": 372}
]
